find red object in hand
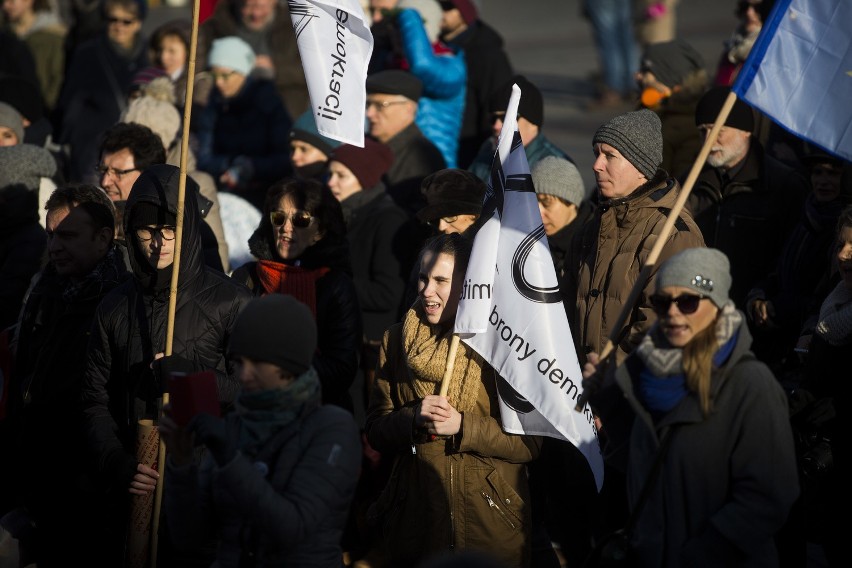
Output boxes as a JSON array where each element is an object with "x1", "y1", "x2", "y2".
[{"x1": 169, "y1": 371, "x2": 220, "y2": 426}]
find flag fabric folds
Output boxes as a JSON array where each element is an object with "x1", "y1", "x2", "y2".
[
  {"x1": 289, "y1": 0, "x2": 373, "y2": 147},
  {"x1": 454, "y1": 85, "x2": 604, "y2": 491},
  {"x1": 732, "y1": 0, "x2": 852, "y2": 161}
]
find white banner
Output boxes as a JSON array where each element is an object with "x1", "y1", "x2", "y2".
[
  {"x1": 289, "y1": 0, "x2": 373, "y2": 147},
  {"x1": 454, "y1": 85, "x2": 604, "y2": 491}
]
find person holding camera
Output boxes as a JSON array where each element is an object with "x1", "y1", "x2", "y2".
[
  {"x1": 159, "y1": 294, "x2": 361, "y2": 567},
  {"x1": 582, "y1": 247, "x2": 799, "y2": 566}
]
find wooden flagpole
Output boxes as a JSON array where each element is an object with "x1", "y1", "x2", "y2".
[
  {"x1": 439, "y1": 335, "x2": 461, "y2": 397},
  {"x1": 575, "y1": 90, "x2": 739, "y2": 411},
  {"x1": 149, "y1": 0, "x2": 203, "y2": 564}
]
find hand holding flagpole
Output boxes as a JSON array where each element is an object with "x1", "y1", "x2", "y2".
[{"x1": 575, "y1": 90, "x2": 738, "y2": 412}]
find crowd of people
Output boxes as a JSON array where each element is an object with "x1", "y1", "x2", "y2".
[{"x1": 0, "y1": 0, "x2": 850, "y2": 567}]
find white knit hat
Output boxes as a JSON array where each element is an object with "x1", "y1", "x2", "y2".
[
  {"x1": 121, "y1": 78, "x2": 181, "y2": 148},
  {"x1": 208, "y1": 36, "x2": 256, "y2": 76}
]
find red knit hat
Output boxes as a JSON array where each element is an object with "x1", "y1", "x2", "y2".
[
  {"x1": 330, "y1": 138, "x2": 394, "y2": 189},
  {"x1": 449, "y1": 0, "x2": 478, "y2": 25}
]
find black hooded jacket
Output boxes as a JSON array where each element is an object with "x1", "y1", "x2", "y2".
[{"x1": 81, "y1": 165, "x2": 251, "y2": 491}]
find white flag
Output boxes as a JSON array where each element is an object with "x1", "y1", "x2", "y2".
[
  {"x1": 289, "y1": 0, "x2": 373, "y2": 147},
  {"x1": 454, "y1": 85, "x2": 604, "y2": 491}
]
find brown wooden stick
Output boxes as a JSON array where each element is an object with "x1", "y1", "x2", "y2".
[
  {"x1": 151, "y1": 0, "x2": 202, "y2": 564},
  {"x1": 575, "y1": 90, "x2": 739, "y2": 412},
  {"x1": 439, "y1": 334, "x2": 461, "y2": 397}
]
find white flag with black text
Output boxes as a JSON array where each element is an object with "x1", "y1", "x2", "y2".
[
  {"x1": 289, "y1": 0, "x2": 373, "y2": 147},
  {"x1": 454, "y1": 85, "x2": 603, "y2": 490}
]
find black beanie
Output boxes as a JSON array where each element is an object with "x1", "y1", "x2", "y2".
[
  {"x1": 228, "y1": 295, "x2": 317, "y2": 376},
  {"x1": 694, "y1": 86, "x2": 755, "y2": 133},
  {"x1": 489, "y1": 75, "x2": 544, "y2": 127},
  {"x1": 129, "y1": 201, "x2": 177, "y2": 228}
]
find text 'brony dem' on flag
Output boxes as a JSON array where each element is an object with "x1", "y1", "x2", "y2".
[
  {"x1": 289, "y1": 0, "x2": 374, "y2": 147},
  {"x1": 454, "y1": 84, "x2": 604, "y2": 491}
]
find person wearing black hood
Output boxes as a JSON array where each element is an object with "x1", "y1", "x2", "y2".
[
  {"x1": 80, "y1": 163, "x2": 251, "y2": 565},
  {"x1": 230, "y1": 178, "x2": 362, "y2": 413}
]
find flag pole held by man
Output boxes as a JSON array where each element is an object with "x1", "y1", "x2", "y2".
[{"x1": 453, "y1": 84, "x2": 604, "y2": 490}]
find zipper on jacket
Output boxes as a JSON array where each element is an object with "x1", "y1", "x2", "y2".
[
  {"x1": 449, "y1": 460, "x2": 455, "y2": 549},
  {"x1": 481, "y1": 491, "x2": 516, "y2": 530},
  {"x1": 411, "y1": 444, "x2": 416, "y2": 455}
]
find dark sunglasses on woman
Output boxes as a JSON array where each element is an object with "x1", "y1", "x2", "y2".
[
  {"x1": 649, "y1": 293, "x2": 707, "y2": 315},
  {"x1": 270, "y1": 210, "x2": 314, "y2": 229}
]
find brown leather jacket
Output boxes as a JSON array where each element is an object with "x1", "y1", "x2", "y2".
[
  {"x1": 365, "y1": 322, "x2": 542, "y2": 567},
  {"x1": 571, "y1": 175, "x2": 705, "y2": 365}
]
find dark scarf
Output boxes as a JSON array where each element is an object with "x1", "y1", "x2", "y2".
[
  {"x1": 61, "y1": 245, "x2": 126, "y2": 303},
  {"x1": 234, "y1": 366, "x2": 322, "y2": 456}
]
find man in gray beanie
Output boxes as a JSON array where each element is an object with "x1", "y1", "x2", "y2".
[{"x1": 567, "y1": 108, "x2": 704, "y2": 366}]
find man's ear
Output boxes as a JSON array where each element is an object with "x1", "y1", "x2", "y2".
[{"x1": 95, "y1": 226, "x2": 114, "y2": 252}]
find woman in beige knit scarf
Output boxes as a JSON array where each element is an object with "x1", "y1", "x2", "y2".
[{"x1": 363, "y1": 233, "x2": 541, "y2": 568}]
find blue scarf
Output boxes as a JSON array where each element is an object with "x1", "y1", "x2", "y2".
[{"x1": 233, "y1": 366, "x2": 321, "y2": 456}]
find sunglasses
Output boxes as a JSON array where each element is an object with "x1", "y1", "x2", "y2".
[
  {"x1": 270, "y1": 210, "x2": 314, "y2": 229},
  {"x1": 107, "y1": 16, "x2": 136, "y2": 25},
  {"x1": 649, "y1": 293, "x2": 707, "y2": 315}
]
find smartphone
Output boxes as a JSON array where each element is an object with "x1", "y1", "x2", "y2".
[{"x1": 169, "y1": 371, "x2": 220, "y2": 426}]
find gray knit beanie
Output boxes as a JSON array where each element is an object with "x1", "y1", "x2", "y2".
[
  {"x1": 0, "y1": 143, "x2": 57, "y2": 191},
  {"x1": 531, "y1": 156, "x2": 585, "y2": 206},
  {"x1": 0, "y1": 101, "x2": 24, "y2": 143},
  {"x1": 228, "y1": 295, "x2": 317, "y2": 376},
  {"x1": 655, "y1": 247, "x2": 732, "y2": 308},
  {"x1": 592, "y1": 109, "x2": 663, "y2": 180}
]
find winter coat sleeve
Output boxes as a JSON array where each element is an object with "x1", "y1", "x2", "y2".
[
  {"x1": 397, "y1": 9, "x2": 466, "y2": 99},
  {"x1": 313, "y1": 271, "x2": 362, "y2": 409},
  {"x1": 194, "y1": 101, "x2": 230, "y2": 178},
  {"x1": 163, "y1": 458, "x2": 216, "y2": 548},
  {"x1": 365, "y1": 326, "x2": 420, "y2": 453},
  {"x1": 459, "y1": 410, "x2": 542, "y2": 464},
  {"x1": 242, "y1": 84, "x2": 292, "y2": 181},
  {"x1": 80, "y1": 296, "x2": 139, "y2": 492}
]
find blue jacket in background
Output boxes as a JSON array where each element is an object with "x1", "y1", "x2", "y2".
[{"x1": 398, "y1": 8, "x2": 466, "y2": 169}]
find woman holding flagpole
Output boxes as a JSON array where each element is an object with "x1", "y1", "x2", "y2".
[{"x1": 364, "y1": 232, "x2": 541, "y2": 567}]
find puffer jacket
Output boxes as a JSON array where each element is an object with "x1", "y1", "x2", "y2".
[
  {"x1": 591, "y1": 320, "x2": 799, "y2": 567},
  {"x1": 81, "y1": 165, "x2": 251, "y2": 493},
  {"x1": 365, "y1": 322, "x2": 542, "y2": 567},
  {"x1": 165, "y1": 398, "x2": 362, "y2": 568},
  {"x1": 571, "y1": 174, "x2": 705, "y2": 364},
  {"x1": 398, "y1": 8, "x2": 466, "y2": 169}
]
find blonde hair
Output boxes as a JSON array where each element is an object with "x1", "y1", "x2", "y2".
[{"x1": 681, "y1": 317, "x2": 718, "y2": 417}]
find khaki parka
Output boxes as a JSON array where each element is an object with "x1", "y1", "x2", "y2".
[
  {"x1": 571, "y1": 174, "x2": 705, "y2": 365},
  {"x1": 365, "y1": 322, "x2": 542, "y2": 567}
]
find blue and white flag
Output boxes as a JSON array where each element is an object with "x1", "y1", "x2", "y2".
[
  {"x1": 289, "y1": 0, "x2": 373, "y2": 147},
  {"x1": 732, "y1": 0, "x2": 852, "y2": 161},
  {"x1": 454, "y1": 85, "x2": 604, "y2": 491}
]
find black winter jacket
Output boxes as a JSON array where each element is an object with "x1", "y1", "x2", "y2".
[
  {"x1": 231, "y1": 228, "x2": 362, "y2": 412},
  {"x1": 81, "y1": 166, "x2": 251, "y2": 492},
  {"x1": 684, "y1": 142, "x2": 808, "y2": 307}
]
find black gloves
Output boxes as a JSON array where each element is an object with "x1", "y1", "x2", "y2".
[
  {"x1": 152, "y1": 354, "x2": 194, "y2": 385},
  {"x1": 189, "y1": 413, "x2": 236, "y2": 466}
]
